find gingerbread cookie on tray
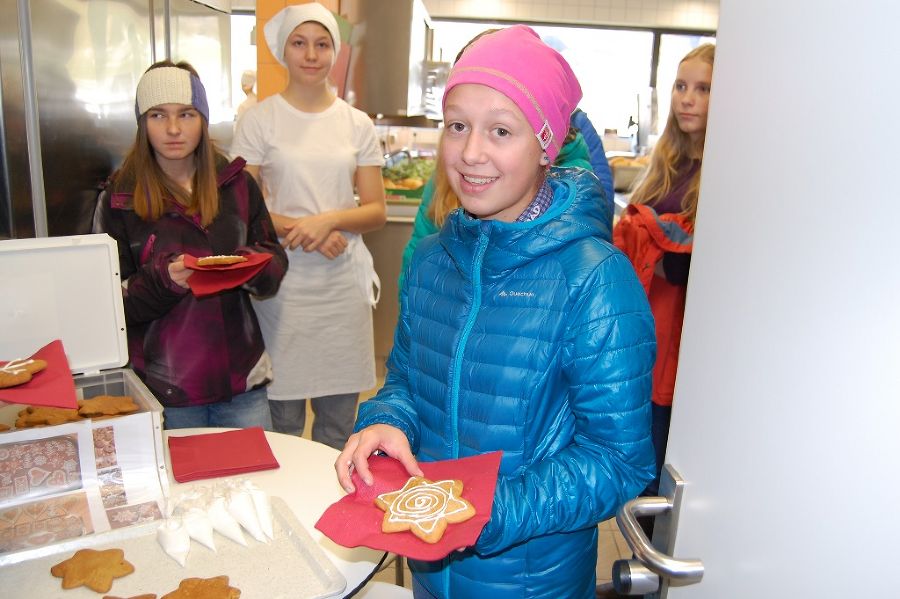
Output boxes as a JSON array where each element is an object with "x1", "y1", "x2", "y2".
[
  {"x1": 15, "y1": 405, "x2": 83, "y2": 427},
  {"x1": 79, "y1": 395, "x2": 140, "y2": 418},
  {"x1": 50, "y1": 548, "x2": 135, "y2": 593},
  {"x1": 161, "y1": 575, "x2": 241, "y2": 599}
]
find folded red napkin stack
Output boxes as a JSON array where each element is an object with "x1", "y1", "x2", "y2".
[{"x1": 167, "y1": 427, "x2": 280, "y2": 483}]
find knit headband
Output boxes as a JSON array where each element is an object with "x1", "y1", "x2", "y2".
[{"x1": 134, "y1": 66, "x2": 210, "y2": 122}]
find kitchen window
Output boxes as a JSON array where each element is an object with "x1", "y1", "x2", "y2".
[{"x1": 431, "y1": 20, "x2": 714, "y2": 153}]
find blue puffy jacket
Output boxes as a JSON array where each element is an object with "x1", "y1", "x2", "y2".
[
  {"x1": 571, "y1": 109, "x2": 614, "y2": 208},
  {"x1": 356, "y1": 167, "x2": 656, "y2": 598}
]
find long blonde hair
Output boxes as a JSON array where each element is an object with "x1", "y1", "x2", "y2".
[
  {"x1": 119, "y1": 60, "x2": 220, "y2": 227},
  {"x1": 630, "y1": 44, "x2": 715, "y2": 223},
  {"x1": 428, "y1": 134, "x2": 460, "y2": 227}
]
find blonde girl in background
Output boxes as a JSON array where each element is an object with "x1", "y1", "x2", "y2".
[
  {"x1": 616, "y1": 43, "x2": 715, "y2": 497},
  {"x1": 231, "y1": 3, "x2": 386, "y2": 449}
]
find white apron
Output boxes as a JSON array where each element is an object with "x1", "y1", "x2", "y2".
[{"x1": 253, "y1": 234, "x2": 379, "y2": 400}]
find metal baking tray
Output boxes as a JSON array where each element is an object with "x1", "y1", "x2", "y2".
[{"x1": 0, "y1": 496, "x2": 346, "y2": 598}]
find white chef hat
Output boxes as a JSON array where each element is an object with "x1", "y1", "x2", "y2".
[
  {"x1": 240, "y1": 70, "x2": 256, "y2": 88},
  {"x1": 264, "y1": 3, "x2": 341, "y2": 68}
]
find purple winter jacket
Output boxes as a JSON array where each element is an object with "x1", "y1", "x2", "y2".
[{"x1": 94, "y1": 155, "x2": 288, "y2": 407}]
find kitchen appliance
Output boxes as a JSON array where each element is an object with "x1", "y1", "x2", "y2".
[
  {"x1": 342, "y1": 0, "x2": 434, "y2": 118},
  {"x1": 0, "y1": 0, "x2": 233, "y2": 240}
]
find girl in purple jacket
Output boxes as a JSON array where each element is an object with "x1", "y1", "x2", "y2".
[{"x1": 94, "y1": 61, "x2": 287, "y2": 429}]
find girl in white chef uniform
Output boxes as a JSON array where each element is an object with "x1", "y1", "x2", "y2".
[{"x1": 231, "y1": 2, "x2": 386, "y2": 449}]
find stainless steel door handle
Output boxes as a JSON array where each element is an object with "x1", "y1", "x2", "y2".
[
  {"x1": 616, "y1": 465, "x2": 704, "y2": 588},
  {"x1": 617, "y1": 497, "x2": 703, "y2": 583}
]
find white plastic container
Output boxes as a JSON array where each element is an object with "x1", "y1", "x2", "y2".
[{"x1": 0, "y1": 234, "x2": 169, "y2": 564}]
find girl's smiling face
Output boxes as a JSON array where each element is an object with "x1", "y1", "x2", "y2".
[{"x1": 441, "y1": 83, "x2": 546, "y2": 223}]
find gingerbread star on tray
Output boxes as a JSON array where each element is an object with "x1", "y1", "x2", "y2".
[
  {"x1": 375, "y1": 476, "x2": 476, "y2": 543},
  {"x1": 50, "y1": 548, "x2": 135, "y2": 593},
  {"x1": 161, "y1": 576, "x2": 241, "y2": 599}
]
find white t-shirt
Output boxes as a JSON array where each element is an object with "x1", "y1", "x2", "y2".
[
  {"x1": 235, "y1": 93, "x2": 257, "y2": 123},
  {"x1": 231, "y1": 95, "x2": 384, "y2": 400}
]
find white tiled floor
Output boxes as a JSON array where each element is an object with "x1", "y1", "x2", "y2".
[{"x1": 597, "y1": 516, "x2": 633, "y2": 585}]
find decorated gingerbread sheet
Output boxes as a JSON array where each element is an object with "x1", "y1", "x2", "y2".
[{"x1": 0, "y1": 417, "x2": 165, "y2": 560}]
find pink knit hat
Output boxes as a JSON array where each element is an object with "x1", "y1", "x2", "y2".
[{"x1": 443, "y1": 25, "x2": 582, "y2": 163}]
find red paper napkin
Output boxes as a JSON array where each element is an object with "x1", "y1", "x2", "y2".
[
  {"x1": 315, "y1": 452, "x2": 502, "y2": 561},
  {"x1": 167, "y1": 427, "x2": 280, "y2": 483},
  {"x1": 0, "y1": 339, "x2": 77, "y2": 409},
  {"x1": 183, "y1": 253, "x2": 272, "y2": 298}
]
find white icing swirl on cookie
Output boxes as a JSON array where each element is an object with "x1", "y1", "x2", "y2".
[
  {"x1": 379, "y1": 479, "x2": 469, "y2": 534},
  {"x1": 0, "y1": 358, "x2": 33, "y2": 374}
]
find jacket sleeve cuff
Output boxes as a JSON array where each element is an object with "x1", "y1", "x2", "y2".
[{"x1": 354, "y1": 412, "x2": 419, "y2": 455}]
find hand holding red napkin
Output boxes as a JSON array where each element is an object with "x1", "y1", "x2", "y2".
[
  {"x1": 315, "y1": 452, "x2": 502, "y2": 561},
  {"x1": 0, "y1": 339, "x2": 77, "y2": 409},
  {"x1": 167, "y1": 427, "x2": 280, "y2": 482},
  {"x1": 183, "y1": 253, "x2": 273, "y2": 298}
]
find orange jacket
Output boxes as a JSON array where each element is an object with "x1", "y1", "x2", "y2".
[{"x1": 613, "y1": 204, "x2": 694, "y2": 406}]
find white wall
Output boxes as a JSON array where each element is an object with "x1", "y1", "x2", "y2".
[{"x1": 422, "y1": 0, "x2": 719, "y2": 30}]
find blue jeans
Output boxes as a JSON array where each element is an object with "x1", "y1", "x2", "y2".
[
  {"x1": 643, "y1": 403, "x2": 672, "y2": 497},
  {"x1": 162, "y1": 387, "x2": 273, "y2": 430}
]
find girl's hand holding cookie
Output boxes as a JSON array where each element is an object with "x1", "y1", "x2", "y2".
[{"x1": 167, "y1": 254, "x2": 192, "y2": 289}]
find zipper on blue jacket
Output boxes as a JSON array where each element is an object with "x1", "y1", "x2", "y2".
[{"x1": 448, "y1": 226, "x2": 490, "y2": 460}]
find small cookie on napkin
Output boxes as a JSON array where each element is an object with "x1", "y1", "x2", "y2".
[
  {"x1": 0, "y1": 358, "x2": 47, "y2": 388},
  {"x1": 196, "y1": 255, "x2": 247, "y2": 267}
]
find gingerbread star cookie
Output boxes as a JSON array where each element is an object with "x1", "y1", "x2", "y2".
[
  {"x1": 375, "y1": 476, "x2": 476, "y2": 543},
  {"x1": 50, "y1": 548, "x2": 135, "y2": 593},
  {"x1": 161, "y1": 576, "x2": 241, "y2": 599}
]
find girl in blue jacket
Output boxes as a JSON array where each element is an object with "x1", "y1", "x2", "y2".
[{"x1": 337, "y1": 25, "x2": 656, "y2": 599}]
